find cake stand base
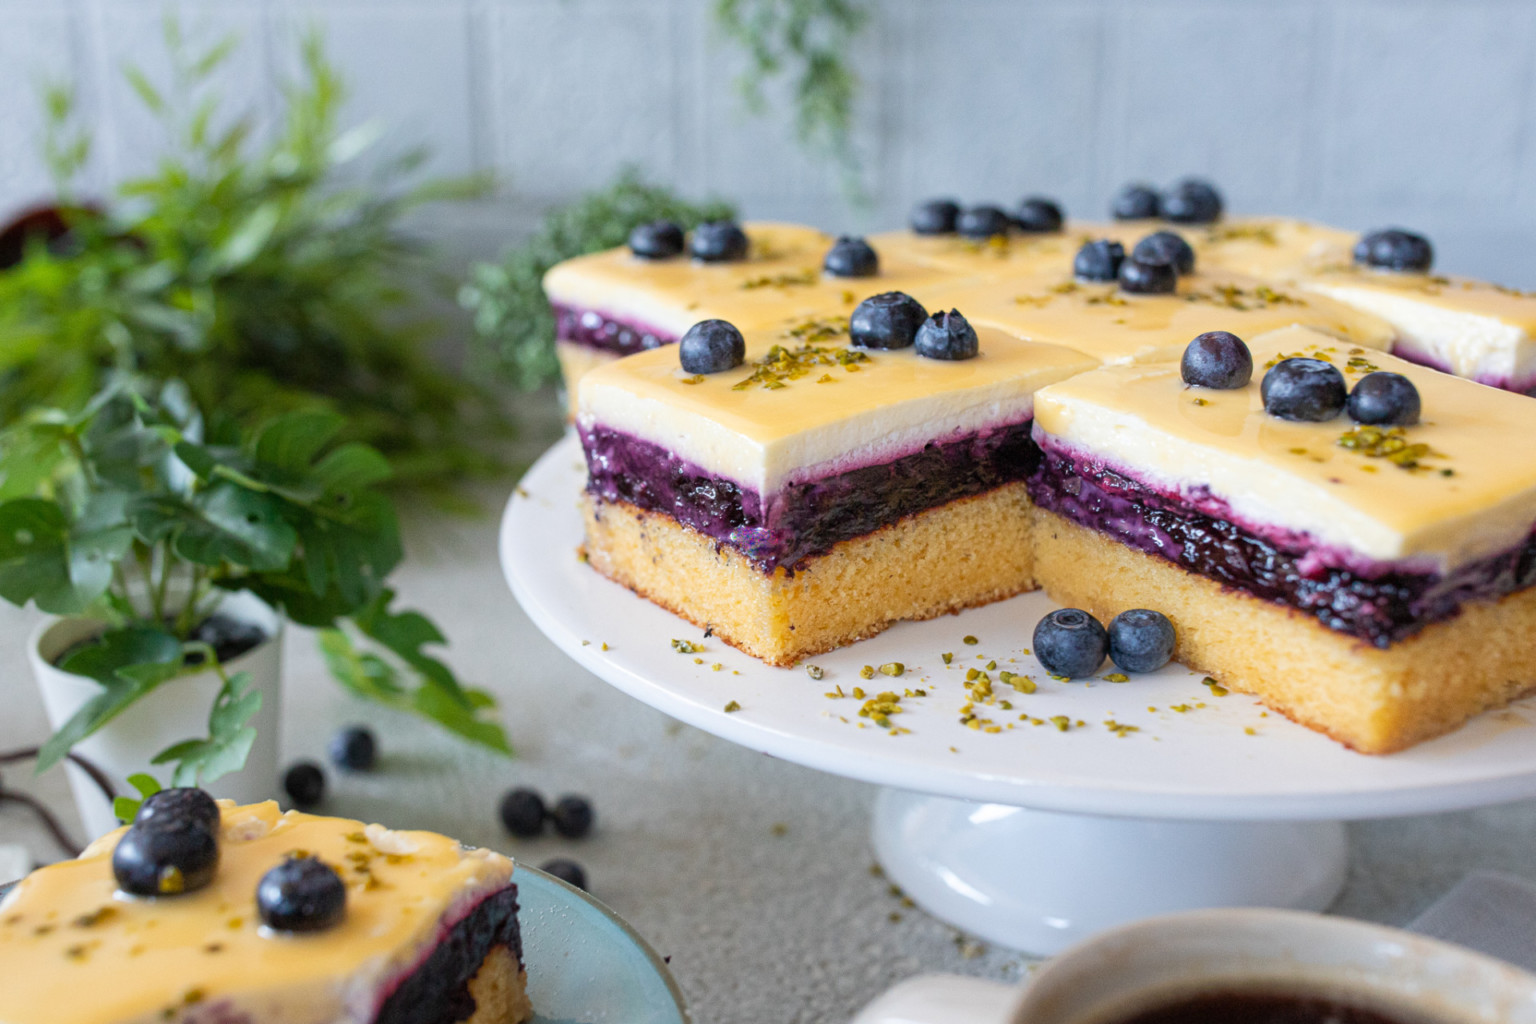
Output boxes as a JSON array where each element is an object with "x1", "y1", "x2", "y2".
[{"x1": 871, "y1": 789, "x2": 1348, "y2": 956}]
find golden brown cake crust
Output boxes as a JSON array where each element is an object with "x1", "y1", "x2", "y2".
[
  {"x1": 582, "y1": 485, "x2": 1039, "y2": 666},
  {"x1": 1030, "y1": 508, "x2": 1536, "y2": 754},
  {"x1": 465, "y1": 945, "x2": 533, "y2": 1024}
]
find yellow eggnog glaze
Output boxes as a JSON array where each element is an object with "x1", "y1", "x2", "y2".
[
  {"x1": 578, "y1": 321, "x2": 1095, "y2": 493},
  {"x1": 0, "y1": 801, "x2": 514, "y2": 1024},
  {"x1": 1033, "y1": 325, "x2": 1536, "y2": 568}
]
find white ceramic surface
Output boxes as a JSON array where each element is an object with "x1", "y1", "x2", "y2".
[
  {"x1": 500, "y1": 435, "x2": 1536, "y2": 822},
  {"x1": 29, "y1": 589, "x2": 285, "y2": 841},
  {"x1": 853, "y1": 909, "x2": 1536, "y2": 1024},
  {"x1": 870, "y1": 790, "x2": 1348, "y2": 955}
]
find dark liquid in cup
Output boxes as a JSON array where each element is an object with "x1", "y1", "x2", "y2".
[{"x1": 1106, "y1": 990, "x2": 1428, "y2": 1024}]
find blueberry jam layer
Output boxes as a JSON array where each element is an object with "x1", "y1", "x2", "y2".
[
  {"x1": 582, "y1": 420, "x2": 1040, "y2": 574},
  {"x1": 552, "y1": 301, "x2": 676, "y2": 356},
  {"x1": 1028, "y1": 444, "x2": 1536, "y2": 647},
  {"x1": 374, "y1": 885, "x2": 522, "y2": 1024}
]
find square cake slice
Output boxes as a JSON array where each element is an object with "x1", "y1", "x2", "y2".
[
  {"x1": 0, "y1": 801, "x2": 531, "y2": 1024},
  {"x1": 577, "y1": 315, "x2": 1095, "y2": 666},
  {"x1": 1027, "y1": 324, "x2": 1536, "y2": 753}
]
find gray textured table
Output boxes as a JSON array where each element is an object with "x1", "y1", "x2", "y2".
[{"x1": 3, "y1": 392, "x2": 1536, "y2": 1024}]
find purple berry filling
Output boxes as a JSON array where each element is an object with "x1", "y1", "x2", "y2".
[
  {"x1": 1027, "y1": 440, "x2": 1536, "y2": 648},
  {"x1": 552, "y1": 301, "x2": 676, "y2": 356},
  {"x1": 373, "y1": 885, "x2": 522, "y2": 1024},
  {"x1": 1387, "y1": 341, "x2": 1536, "y2": 396},
  {"x1": 582, "y1": 420, "x2": 1040, "y2": 574}
]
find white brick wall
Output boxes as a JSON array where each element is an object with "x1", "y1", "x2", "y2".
[{"x1": 3, "y1": 0, "x2": 1535, "y2": 283}]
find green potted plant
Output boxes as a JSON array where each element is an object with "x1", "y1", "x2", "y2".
[{"x1": 2, "y1": 382, "x2": 508, "y2": 839}]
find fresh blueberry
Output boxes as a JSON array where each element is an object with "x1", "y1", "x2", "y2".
[
  {"x1": 1107, "y1": 609, "x2": 1177, "y2": 674},
  {"x1": 328, "y1": 726, "x2": 377, "y2": 772},
  {"x1": 257, "y1": 857, "x2": 347, "y2": 933},
  {"x1": 498, "y1": 787, "x2": 547, "y2": 838},
  {"x1": 1118, "y1": 256, "x2": 1178, "y2": 295},
  {"x1": 823, "y1": 236, "x2": 879, "y2": 278},
  {"x1": 136, "y1": 787, "x2": 220, "y2": 833},
  {"x1": 956, "y1": 205, "x2": 1011, "y2": 240},
  {"x1": 679, "y1": 319, "x2": 746, "y2": 374},
  {"x1": 910, "y1": 198, "x2": 960, "y2": 235},
  {"x1": 1354, "y1": 229, "x2": 1433, "y2": 273},
  {"x1": 1074, "y1": 239, "x2": 1125, "y2": 282},
  {"x1": 112, "y1": 821, "x2": 219, "y2": 896},
  {"x1": 540, "y1": 858, "x2": 588, "y2": 891},
  {"x1": 690, "y1": 220, "x2": 750, "y2": 262},
  {"x1": 1032, "y1": 608, "x2": 1109, "y2": 679},
  {"x1": 1133, "y1": 231, "x2": 1195, "y2": 276},
  {"x1": 1014, "y1": 196, "x2": 1064, "y2": 233},
  {"x1": 283, "y1": 762, "x2": 325, "y2": 809},
  {"x1": 1262, "y1": 358, "x2": 1348, "y2": 422},
  {"x1": 1111, "y1": 183, "x2": 1161, "y2": 220},
  {"x1": 914, "y1": 309, "x2": 980, "y2": 361},
  {"x1": 1347, "y1": 372, "x2": 1421, "y2": 426},
  {"x1": 849, "y1": 291, "x2": 928, "y2": 350},
  {"x1": 551, "y1": 796, "x2": 595, "y2": 839},
  {"x1": 628, "y1": 220, "x2": 684, "y2": 260},
  {"x1": 1181, "y1": 331, "x2": 1253, "y2": 390},
  {"x1": 1161, "y1": 178, "x2": 1223, "y2": 224}
]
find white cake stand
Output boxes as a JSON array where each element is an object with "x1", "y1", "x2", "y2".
[{"x1": 501, "y1": 436, "x2": 1536, "y2": 954}]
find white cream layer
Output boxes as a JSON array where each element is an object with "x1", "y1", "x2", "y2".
[{"x1": 1032, "y1": 325, "x2": 1536, "y2": 571}]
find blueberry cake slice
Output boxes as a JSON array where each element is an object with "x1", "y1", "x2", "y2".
[
  {"x1": 0, "y1": 798, "x2": 531, "y2": 1024},
  {"x1": 577, "y1": 306, "x2": 1094, "y2": 665},
  {"x1": 1027, "y1": 324, "x2": 1536, "y2": 753}
]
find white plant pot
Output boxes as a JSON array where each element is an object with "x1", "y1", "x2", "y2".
[{"x1": 28, "y1": 589, "x2": 285, "y2": 843}]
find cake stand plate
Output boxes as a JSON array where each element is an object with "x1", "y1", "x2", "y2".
[{"x1": 503, "y1": 436, "x2": 1536, "y2": 952}]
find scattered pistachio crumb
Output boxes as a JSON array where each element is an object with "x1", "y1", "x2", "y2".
[
  {"x1": 1050, "y1": 715, "x2": 1072, "y2": 732},
  {"x1": 601, "y1": 642, "x2": 609, "y2": 651},
  {"x1": 771, "y1": 823, "x2": 789, "y2": 837},
  {"x1": 859, "y1": 665, "x2": 876, "y2": 680},
  {"x1": 962, "y1": 635, "x2": 979, "y2": 645},
  {"x1": 693, "y1": 657, "x2": 703, "y2": 664},
  {"x1": 580, "y1": 640, "x2": 590, "y2": 647},
  {"x1": 941, "y1": 652, "x2": 954, "y2": 665},
  {"x1": 879, "y1": 662, "x2": 905, "y2": 677},
  {"x1": 711, "y1": 662, "x2": 723, "y2": 671},
  {"x1": 1104, "y1": 672, "x2": 1129, "y2": 683},
  {"x1": 985, "y1": 660, "x2": 997, "y2": 670},
  {"x1": 851, "y1": 686, "x2": 866, "y2": 699},
  {"x1": 1104, "y1": 719, "x2": 1140, "y2": 738},
  {"x1": 1171, "y1": 703, "x2": 1192, "y2": 713},
  {"x1": 671, "y1": 639, "x2": 703, "y2": 654},
  {"x1": 806, "y1": 664, "x2": 825, "y2": 680},
  {"x1": 1202, "y1": 676, "x2": 1229, "y2": 696},
  {"x1": 1245, "y1": 727, "x2": 1258, "y2": 735},
  {"x1": 723, "y1": 700, "x2": 742, "y2": 713}
]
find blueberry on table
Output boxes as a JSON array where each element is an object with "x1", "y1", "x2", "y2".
[
  {"x1": 914, "y1": 309, "x2": 980, "y2": 361},
  {"x1": 849, "y1": 291, "x2": 928, "y2": 350},
  {"x1": 1014, "y1": 196, "x2": 1064, "y2": 233},
  {"x1": 1161, "y1": 178, "x2": 1223, "y2": 224},
  {"x1": 1111, "y1": 183, "x2": 1160, "y2": 220},
  {"x1": 1133, "y1": 231, "x2": 1195, "y2": 275},
  {"x1": 1074, "y1": 239, "x2": 1125, "y2": 282},
  {"x1": 283, "y1": 762, "x2": 326, "y2": 809},
  {"x1": 628, "y1": 220, "x2": 685, "y2": 260},
  {"x1": 690, "y1": 220, "x2": 750, "y2": 262},
  {"x1": 1032, "y1": 609, "x2": 1109, "y2": 679},
  {"x1": 1118, "y1": 256, "x2": 1178, "y2": 295},
  {"x1": 551, "y1": 796, "x2": 595, "y2": 839},
  {"x1": 1181, "y1": 331, "x2": 1253, "y2": 389},
  {"x1": 823, "y1": 235, "x2": 880, "y2": 278},
  {"x1": 956, "y1": 205, "x2": 1012, "y2": 240},
  {"x1": 329, "y1": 726, "x2": 377, "y2": 772},
  {"x1": 540, "y1": 858, "x2": 588, "y2": 891},
  {"x1": 1354, "y1": 229, "x2": 1433, "y2": 272},
  {"x1": 113, "y1": 821, "x2": 219, "y2": 896},
  {"x1": 135, "y1": 787, "x2": 220, "y2": 832},
  {"x1": 1347, "y1": 372, "x2": 1421, "y2": 426},
  {"x1": 1262, "y1": 358, "x2": 1348, "y2": 422},
  {"x1": 258, "y1": 857, "x2": 347, "y2": 932},
  {"x1": 499, "y1": 787, "x2": 547, "y2": 838},
  {"x1": 679, "y1": 319, "x2": 746, "y2": 374},
  {"x1": 1107, "y1": 609, "x2": 1177, "y2": 673},
  {"x1": 910, "y1": 198, "x2": 961, "y2": 235}
]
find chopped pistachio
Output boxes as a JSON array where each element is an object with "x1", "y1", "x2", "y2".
[
  {"x1": 941, "y1": 652, "x2": 954, "y2": 665},
  {"x1": 671, "y1": 638, "x2": 702, "y2": 654},
  {"x1": 859, "y1": 665, "x2": 876, "y2": 680},
  {"x1": 962, "y1": 635, "x2": 979, "y2": 645},
  {"x1": 1104, "y1": 672, "x2": 1129, "y2": 683},
  {"x1": 805, "y1": 664, "x2": 825, "y2": 680},
  {"x1": 723, "y1": 700, "x2": 742, "y2": 713},
  {"x1": 879, "y1": 662, "x2": 905, "y2": 677}
]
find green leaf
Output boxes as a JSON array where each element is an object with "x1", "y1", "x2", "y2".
[
  {"x1": 37, "y1": 645, "x2": 185, "y2": 774},
  {"x1": 351, "y1": 588, "x2": 459, "y2": 696},
  {"x1": 122, "y1": 66, "x2": 167, "y2": 115},
  {"x1": 175, "y1": 481, "x2": 297, "y2": 570},
  {"x1": 209, "y1": 201, "x2": 282, "y2": 274},
  {"x1": 57, "y1": 625, "x2": 182, "y2": 684},
  {"x1": 113, "y1": 773, "x2": 164, "y2": 825},
  {"x1": 310, "y1": 443, "x2": 392, "y2": 493},
  {"x1": 151, "y1": 671, "x2": 261, "y2": 787},
  {"x1": 252, "y1": 410, "x2": 344, "y2": 475},
  {"x1": 0, "y1": 499, "x2": 81, "y2": 614}
]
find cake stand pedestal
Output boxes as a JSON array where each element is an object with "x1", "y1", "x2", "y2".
[{"x1": 502, "y1": 437, "x2": 1536, "y2": 954}]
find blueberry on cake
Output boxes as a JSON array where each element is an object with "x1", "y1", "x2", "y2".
[
  {"x1": 1026, "y1": 324, "x2": 1536, "y2": 753},
  {"x1": 577, "y1": 303, "x2": 1095, "y2": 666},
  {"x1": 0, "y1": 797, "x2": 531, "y2": 1024}
]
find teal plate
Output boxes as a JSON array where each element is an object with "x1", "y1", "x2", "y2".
[{"x1": 0, "y1": 867, "x2": 688, "y2": 1024}]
